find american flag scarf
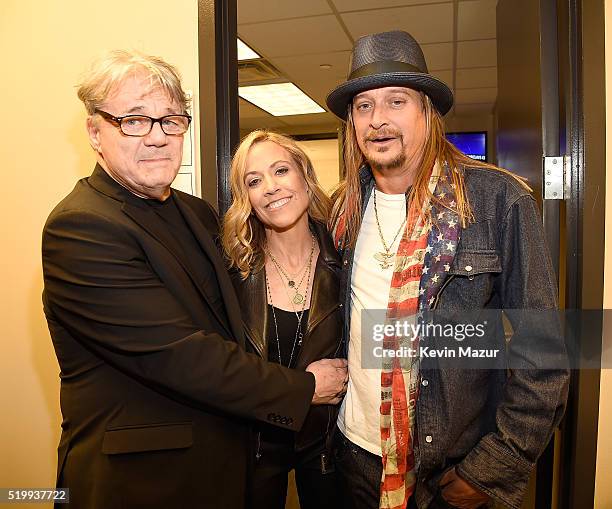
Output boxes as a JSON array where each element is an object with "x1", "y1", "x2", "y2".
[
  {"x1": 335, "y1": 162, "x2": 460, "y2": 509},
  {"x1": 380, "y1": 162, "x2": 461, "y2": 509}
]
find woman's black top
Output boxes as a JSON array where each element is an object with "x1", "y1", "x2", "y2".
[{"x1": 266, "y1": 304, "x2": 309, "y2": 369}]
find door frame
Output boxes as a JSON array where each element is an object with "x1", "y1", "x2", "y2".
[
  {"x1": 197, "y1": 0, "x2": 239, "y2": 214},
  {"x1": 559, "y1": 0, "x2": 606, "y2": 507}
]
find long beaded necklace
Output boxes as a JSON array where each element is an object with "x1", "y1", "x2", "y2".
[
  {"x1": 372, "y1": 186, "x2": 408, "y2": 270},
  {"x1": 264, "y1": 236, "x2": 316, "y2": 367}
]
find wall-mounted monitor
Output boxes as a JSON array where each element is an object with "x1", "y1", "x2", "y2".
[{"x1": 446, "y1": 131, "x2": 487, "y2": 162}]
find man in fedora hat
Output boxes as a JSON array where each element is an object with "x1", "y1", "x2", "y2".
[{"x1": 327, "y1": 31, "x2": 568, "y2": 509}]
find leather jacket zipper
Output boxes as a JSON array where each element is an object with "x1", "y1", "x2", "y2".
[
  {"x1": 255, "y1": 430, "x2": 262, "y2": 462},
  {"x1": 332, "y1": 332, "x2": 343, "y2": 357}
]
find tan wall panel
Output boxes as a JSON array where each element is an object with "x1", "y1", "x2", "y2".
[
  {"x1": 595, "y1": 1, "x2": 612, "y2": 506},
  {"x1": 298, "y1": 138, "x2": 340, "y2": 194},
  {"x1": 0, "y1": 0, "x2": 198, "y2": 499}
]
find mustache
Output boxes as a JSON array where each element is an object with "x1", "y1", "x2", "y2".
[{"x1": 364, "y1": 129, "x2": 402, "y2": 141}]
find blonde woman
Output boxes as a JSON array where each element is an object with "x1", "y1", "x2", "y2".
[{"x1": 222, "y1": 130, "x2": 343, "y2": 509}]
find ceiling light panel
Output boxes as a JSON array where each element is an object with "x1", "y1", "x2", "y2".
[
  {"x1": 237, "y1": 39, "x2": 260, "y2": 61},
  {"x1": 238, "y1": 83, "x2": 325, "y2": 116}
]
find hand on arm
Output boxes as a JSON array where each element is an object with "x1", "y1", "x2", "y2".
[{"x1": 306, "y1": 358, "x2": 348, "y2": 405}]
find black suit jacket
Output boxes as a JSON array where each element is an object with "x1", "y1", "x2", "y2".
[{"x1": 42, "y1": 165, "x2": 314, "y2": 509}]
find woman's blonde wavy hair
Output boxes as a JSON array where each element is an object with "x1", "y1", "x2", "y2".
[
  {"x1": 222, "y1": 130, "x2": 331, "y2": 279},
  {"x1": 329, "y1": 91, "x2": 530, "y2": 249}
]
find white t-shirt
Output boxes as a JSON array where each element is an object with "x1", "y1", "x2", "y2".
[{"x1": 337, "y1": 189, "x2": 407, "y2": 456}]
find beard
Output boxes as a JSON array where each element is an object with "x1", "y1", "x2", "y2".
[
  {"x1": 362, "y1": 134, "x2": 407, "y2": 171},
  {"x1": 368, "y1": 151, "x2": 407, "y2": 172}
]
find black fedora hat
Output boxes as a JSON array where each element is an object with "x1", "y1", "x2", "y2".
[{"x1": 326, "y1": 30, "x2": 453, "y2": 119}]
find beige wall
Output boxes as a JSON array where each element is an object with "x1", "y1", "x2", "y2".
[
  {"x1": 595, "y1": 1, "x2": 612, "y2": 506},
  {"x1": 0, "y1": 0, "x2": 198, "y2": 500},
  {"x1": 298, "y1": 138, "x2": 341, "y2": 194}
]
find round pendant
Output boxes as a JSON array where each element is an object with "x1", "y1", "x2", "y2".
[
  {"x1": 293, "y1": 293, "x2": 304, "y2": 304},
  {"x1": 288, "y1": 280, "x2": 295, "y2": 287}
]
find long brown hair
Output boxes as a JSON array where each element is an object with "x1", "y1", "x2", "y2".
[
  {"x1": 329, "y1": 92, "x2": 529, "y2": 248},
  {"x1": 222, "y1": 130, "x2": 331, "y2": 279}
]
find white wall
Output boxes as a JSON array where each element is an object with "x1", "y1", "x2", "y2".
[{"x1": 0, "y1": 1, "x2": 198, "y2": 502}]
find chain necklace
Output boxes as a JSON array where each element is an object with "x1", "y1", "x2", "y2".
[
  {"x1": 267, "y1": 234, "x2": 316, "y2": 304},
  {"x1": 372, "y1": 186, "x2": 408, "y2": 270},
  {"x1": 265, "y1": 250, "x2": 313, "y2": 367}
]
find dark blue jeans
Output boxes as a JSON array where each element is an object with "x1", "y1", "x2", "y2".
[
  {"x1": 334, "y1": 429, "x2": 418, "y2": 509},
  {"x1": 333, "y1": 430, "x2": 462, "y2": 509}
]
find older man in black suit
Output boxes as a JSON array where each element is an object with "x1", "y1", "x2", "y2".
[{"x1": 42, "y1": 50, "x2": 347, "y2": 509}]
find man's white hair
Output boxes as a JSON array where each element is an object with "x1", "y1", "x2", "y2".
[{"x1": 77, "y1": 49, "x2": 190, "y2": 115}]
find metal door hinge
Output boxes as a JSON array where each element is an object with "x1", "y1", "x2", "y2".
[{"x1": 543, "y1": 156, "x2": 570, "y2": 200}]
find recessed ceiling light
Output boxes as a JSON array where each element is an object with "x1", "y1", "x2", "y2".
[
  {"x1": 238, "y1": 83, "x2": 325, "y2": 116},
  {"x1": 237, "y1": 39, "x2": 260, "y2": 61}
]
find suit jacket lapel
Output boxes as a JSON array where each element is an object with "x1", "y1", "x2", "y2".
[
  {"x1": 120, "y1": 200, "x2": 234, "y2": 338},
  {"x1": 87, "y1": 165, "x2": 236, "y2": 341},
  {"x1": 173, "y1": 195, "x2": 245, "y2": 344}
]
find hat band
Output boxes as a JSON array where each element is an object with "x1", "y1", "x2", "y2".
[{"x1": 348, "y1": 60, "x2": 424, "y2": 80}]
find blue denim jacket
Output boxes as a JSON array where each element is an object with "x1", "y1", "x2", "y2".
[{"x1": 337, "y1": 165, "x2": 569, "y2": 509}]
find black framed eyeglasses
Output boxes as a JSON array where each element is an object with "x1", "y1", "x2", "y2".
[{"x1": 94, "y1": 109, "x2": 192, "y2": 137}]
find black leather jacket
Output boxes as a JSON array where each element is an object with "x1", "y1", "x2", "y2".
[{"x1": 232, "y1": 221, "x2": 344, "y2": 452}]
